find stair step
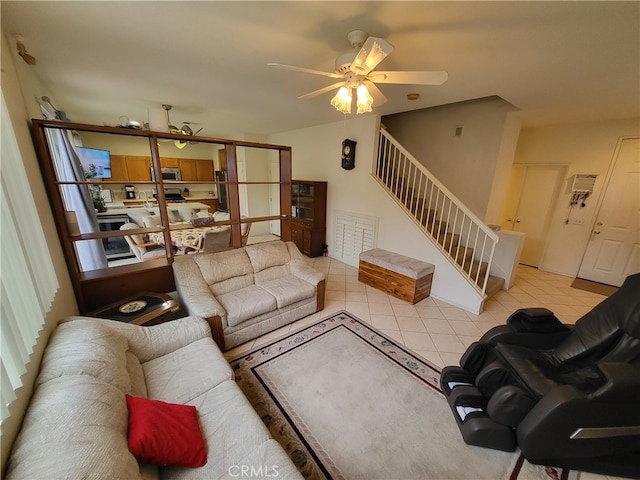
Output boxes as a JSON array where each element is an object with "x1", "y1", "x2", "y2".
[
  {"x1": 463, "y1": 260, "x2": 489, "y2": 283},
  {"x1": 454, "y1": 246, "x2": 475, "y2": 266},
  {"x1": 416, "y1": 208, "x2": 437, "y2": 224},
  {"x1": 436, "y1": 232, "x2": 460, "y2": 250},
  {"x1": 425, "y1": 220, "x2": 450, "y2": 237},
  {"x1": 484, "y1": 275, "x2": 505, "y2": 299}
]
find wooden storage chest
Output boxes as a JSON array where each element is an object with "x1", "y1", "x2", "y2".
[{"x1": 358, "y1": 249, "x2": 434, "y2": 304}]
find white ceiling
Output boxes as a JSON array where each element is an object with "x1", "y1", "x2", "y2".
[{"x1": 2, "y1": 1, "x2": 639, "y2": 137}]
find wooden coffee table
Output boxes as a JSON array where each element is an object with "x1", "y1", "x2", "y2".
[{"x1": 87, "y1": 292, "x2": 180, "y2": 326}]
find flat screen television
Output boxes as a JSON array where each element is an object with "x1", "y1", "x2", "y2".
[{"x1": 77, "y1": 146, "x2": 112, "y2": 179}]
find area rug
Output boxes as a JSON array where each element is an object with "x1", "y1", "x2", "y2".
[
  {"x1": 230, "y1": 311, "x2": 576, "y2": 480},
  {"x1": 571, "y1": 277, "x2": 618, "y2": 297}
]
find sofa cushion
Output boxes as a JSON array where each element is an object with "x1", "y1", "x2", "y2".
[
  {"x1": 194, "y1": 248, "x2": 254, "y2": 286},
  {"x1": 6, "y1": 376, "x2": 140, "y2": 480},
  {"x1": 126, "y1": 395, "x2": 207, "y2": 468},
  {"x1": 258, "y1": 275, "x2": 316, "y2": 309},
  {"x1": 254, "y1": 264, "x2": 290, "y2": 283},
  {"x1": 218, "y1": 284, "x2": 277, "y2": 327},
  {"x1": 161, "y1": 380, "x2": 272, "y2": 480},
  {"x1": 36, "y1": 320, "x2": 132, "y2": 394},
  {"x1": 210, "y1": 273, "x2": 255, "y2": 297},
  {"x1": 245, "y1": 241, "x2": 291, "y2": 273},
  {"x1": 143, "y1": 337, "x2": 233, "y2": 404},
  {"x1": 126, "y1": 351, "x2": 148, "y2": 398},
  {"x1": 218, "y1": 439, "x2": 305, "y2": 480}
]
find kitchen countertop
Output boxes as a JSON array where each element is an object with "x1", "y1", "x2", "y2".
[{"x1": 98, "y1": 201, "x2": 211, "y2": 217}]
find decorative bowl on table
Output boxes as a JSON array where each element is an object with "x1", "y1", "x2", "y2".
[{"x1": 118, "y1": 300, "x2": 147, "y2": 314}]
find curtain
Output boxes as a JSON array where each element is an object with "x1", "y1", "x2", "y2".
[{"x1": 44, "y1": 127, "x2": 108, "y2": 271}]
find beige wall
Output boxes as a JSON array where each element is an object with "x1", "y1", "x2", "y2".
[
  {"x1": 381, "y1": 96, "x2": 520, "y2": 221},
  {"x1": 1, "y1": 34, "x2": 78, "y2": 471},
  {"x1": 269, "y1": 115, "x2": 484, "y2": 314},
  {"x1": 512, "y1": 118, "x2": 640, "y2": 276}
]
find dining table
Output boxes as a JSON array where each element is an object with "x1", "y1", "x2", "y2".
[{"x1": 147, "y1": 222, "x2": 229, "y2": 251}]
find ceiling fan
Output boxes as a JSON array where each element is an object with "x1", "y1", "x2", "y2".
[
  {"x1": 268, "y1": 30, "x2": 448, "y2": 114},
  {"x1": 162, "y1": 104, "x2": 202, "y2": 149}
]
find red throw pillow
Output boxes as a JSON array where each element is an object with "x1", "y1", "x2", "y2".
[{"x1": 126, "y1": 394, "x2": 207, "y2": 467}]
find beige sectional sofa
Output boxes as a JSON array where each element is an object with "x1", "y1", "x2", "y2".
[
  {"x1": 173, "y1": 240, "x2": 325, "y2": 351},
  {"x1": 5, "y1": 316, "x2": 302, "y2": 480}
]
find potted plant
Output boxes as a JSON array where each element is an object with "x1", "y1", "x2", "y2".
[{"x1": 90, "y1": 185, "x2": 107, "y2": 212}]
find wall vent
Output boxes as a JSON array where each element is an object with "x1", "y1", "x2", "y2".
[{"x1": 334, "y1": 211, "x2": 379, "y2": 267}]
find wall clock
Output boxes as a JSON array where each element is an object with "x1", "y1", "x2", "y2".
[{"x1": 341, "y1": 139, "x2": 356, "y2": 170}]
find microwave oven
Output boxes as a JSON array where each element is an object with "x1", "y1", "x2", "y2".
[{"x1": 150, "y1": 167, "x2": 181, "y2": 181}]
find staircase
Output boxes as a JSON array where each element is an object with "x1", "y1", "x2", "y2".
[{"x1": 375, "y1": 129, "x2": 504, "y2": 298}]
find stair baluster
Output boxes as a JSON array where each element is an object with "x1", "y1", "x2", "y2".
[{"x1": 375, "y1": 129, "x2": 499, "y2": 296}]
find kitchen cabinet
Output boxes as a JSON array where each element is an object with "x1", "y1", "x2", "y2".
[
  {"x1": 218, "y1": 149, "x2": 227, "y2": 171},
  {"x1": 198, "y1": 198, "x2": 219, "y2": 213},
  {"x1": 196, "y1": 159, "x2": 215, "y2": 181},
  {"x1": 125, "y1": 155, "x2": 151, "y2": 181},
  {"x1": 178, "y1": 158, "x2": 198, "y2": 181},
  {"x1": 113, "y1": 156, "x2": 216, "y2": 182},
  {"x1": 291, "y1": 180, "x2": 326, "y2": 257},
  {"x1": 160, "y1": 157, "x2": 179, "y2": 168},
  {"x1": 110, "y1": 155, "x2": 128, "y2": 181}
]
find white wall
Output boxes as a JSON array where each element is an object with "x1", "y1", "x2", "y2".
[
  {"x1": 381, "y1": 96, "x2": 520, "y2": 221},
  {"x1": 270, "y1": 115, "x2": 483, "y2": 313},
  {"x1": 513, "y1": 118, "x2": 640, "y2": 276}
]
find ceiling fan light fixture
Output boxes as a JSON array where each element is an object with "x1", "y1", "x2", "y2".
[
  {"x1": 331, "y1": 86, "x2": 352, "y2": 114},
  {"x1": 356, "y1": 84, "x2": 373, "y2": 114},
  {"x1": 174, "y1": 140, "x2": 187, "y2": 150},
  {"x1": 351, "y1": 38, "x2": 392, "y2": 75}
]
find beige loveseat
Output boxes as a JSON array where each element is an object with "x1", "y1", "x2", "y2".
[
  {"x1": 173, "y1": 240, "x2": 325, "y2": 351},
  {"x1": 5, "y1": 316, "x2": 302, "y2": 479}
]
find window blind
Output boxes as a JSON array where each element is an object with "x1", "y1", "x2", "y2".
[{"x1": 1, "y1": 93, "x2": 59, "y2": 425}]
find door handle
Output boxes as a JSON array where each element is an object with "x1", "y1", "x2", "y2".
[
  {"x1": 515, "y1": 219, "x2": 521, "y2": 223},
  {"x1": 596, "y1": 222, "x2": 603, "y2": 226},
  {"x1": 593, "y1": 230, "x2": 601, "y2": 235}
]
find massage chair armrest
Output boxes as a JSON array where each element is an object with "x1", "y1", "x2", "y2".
[
  {"x1": 475, "y1": 308, "x2": 571, "y2": 349},
  {"x1": 507, "y1": 308, "x2": 569, "y2": 333},
  {"x1": 591, "y1": 362, "x2": 640, "y2": 402},
  {"x1": 517, "y1": 384, "x2": 640, "y2": 462},
  {"x1": 477, "y1": 326, "x2": 571, "y2": 350}
]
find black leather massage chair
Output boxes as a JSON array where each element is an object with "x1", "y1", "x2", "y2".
[{"x1": 440, "y1": 273, "x2": 640, "y2": 478}]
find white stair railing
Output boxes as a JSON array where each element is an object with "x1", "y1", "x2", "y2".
[{"x1": 375, "y1": 129, "x2": 498, "y2": 295}]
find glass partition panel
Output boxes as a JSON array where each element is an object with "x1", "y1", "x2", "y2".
[
  {"x1": 241, "y1": 219, "x2": 281, "y2": 246},
  {"x1": 236, "y1": 145, "x2": 279, "y2": 183}
]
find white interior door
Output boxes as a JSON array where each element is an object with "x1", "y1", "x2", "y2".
[
  {"x1": 578, "y1": 137, "x2": 640, "y2": 286},
  {"x1": 500, "y1": 165, "x2": 566, "y2": 267}
]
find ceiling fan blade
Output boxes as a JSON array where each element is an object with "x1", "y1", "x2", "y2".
[
  {"x1": 363, "y1": 81, "x2": 388, "y2": 107},
  {"x1": 298, "y1": 82, "x2": 345, "y2": 100},
  {"x1": 350, "y1": 36, "x2": 394, "y2": 76},
  {"x1": 369, "y1": 71, "x2": 449, "y2": 85},
  {"x1": 268, "y1": 63, "x2": 343, "y2": 79}
]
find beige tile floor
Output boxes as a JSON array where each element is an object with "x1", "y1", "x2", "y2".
[
  {"x1": 224, "y1": 256, "x2": 622, "y2": 480},
  {"x1": 224, "y1": 257, "x2": 608, "y2": 369}
]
